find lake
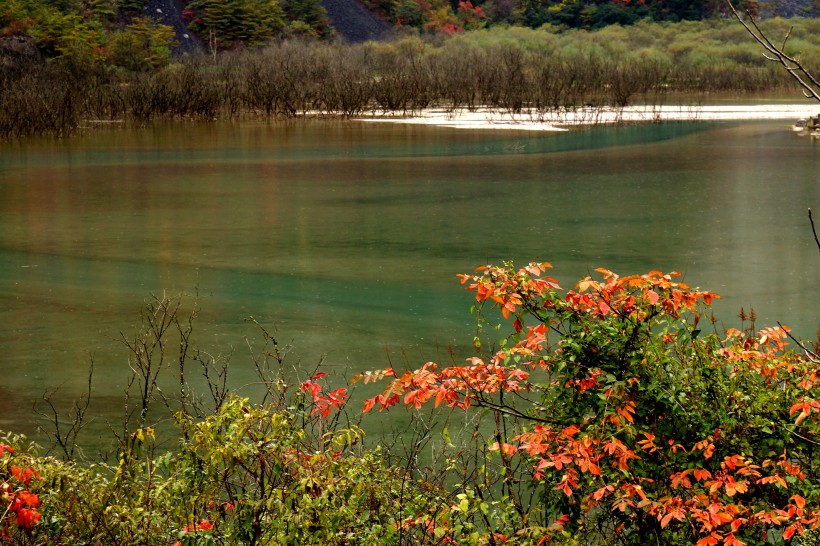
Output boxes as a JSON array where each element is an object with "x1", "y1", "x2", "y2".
[{"x1": 0, "y1": 118, "x2": 817, "y2": 449}]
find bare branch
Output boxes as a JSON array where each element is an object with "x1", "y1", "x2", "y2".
[
  {"x1": 777, "y1": 321, "x2": 819, "y2": 363},
  {"x1": 725, "y1": 0, "x2": 820, "y2": 101},
  {"x1": 37, "y1": 360, "x2": 95, "y2": 460},
  {"x1": 810, "y1": 208, "x2": 820, "y2": 253}
]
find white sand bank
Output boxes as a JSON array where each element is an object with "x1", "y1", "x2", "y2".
[{"x1": 358, "y1": 104, "x2": 820, "y2": 131}]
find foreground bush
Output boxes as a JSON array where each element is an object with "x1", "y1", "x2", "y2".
[
  {"x1": 1, "y1": 263, "x2": 817, "y2": 544},
  {"x1": 360, "y1": 262, "x2": 819, "y2": 545},
  {"x1": 0, "y1": 293, "x2": 444, "y2": 545},
  {"x1": 1, "y1": 395, "x2": 459, "y2": 545}
]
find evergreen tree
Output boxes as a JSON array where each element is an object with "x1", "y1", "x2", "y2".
[
  {"x1": 282, "y1": 0, "x2": 332, "y2": 37},
  {"x1": 186, "y1": 0, "x2": 286, "y2": 48}
]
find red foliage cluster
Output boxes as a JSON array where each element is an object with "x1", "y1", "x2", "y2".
[
  {"x1": 300, "y1": 373, "x2": 349, "y2": 418},
  {"x1": 356, "y1": 262, "x2": 820, "y2": 545},
  {"x1": 1, "y1": 443, "x2": 42, "y2": 540}
]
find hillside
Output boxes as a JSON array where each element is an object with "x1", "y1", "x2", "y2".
[
  {"x1": 143, "y1": 0, "x2": 203, "y2": 53},
  {"x1": 142, "y1": 0, "x2": 392, "y2": 46},
  {"x1": 322, "y1": 0, "x2": 392, "y2": 42},
  {"x1": 2, "y1": 0, "x2": 819, "y2": 64}
]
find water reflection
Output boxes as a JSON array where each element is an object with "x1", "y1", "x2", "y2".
[{"x1": 0, "y1": 120, "x2": 817, "y2": 447}]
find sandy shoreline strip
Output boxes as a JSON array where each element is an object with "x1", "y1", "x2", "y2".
[{"x1": 358, "y1": 104, "x2": 820, "y2": 131}]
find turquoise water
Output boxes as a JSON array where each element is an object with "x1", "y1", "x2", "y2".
[{"x1": 0, "y1": 119, "x2": 817, "y2": 446}]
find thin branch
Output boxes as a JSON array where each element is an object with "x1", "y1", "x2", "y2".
[
  {"x1": 778, "y1": 321, "x2": 819, "y2": 363},
  {"x1": 785, "y1": 425, "x2": 820, "y2": 447},
  {"x1": 470, "y1": 394, "x2": 557, "y2": 424},
  {"x1": 725, "y1": 0, "x2": 820, "y2": 102},
  {"x1": 810, "y1": 208, "x2": 820, "y2": 253}
]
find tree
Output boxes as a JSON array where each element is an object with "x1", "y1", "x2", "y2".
[
  {"x1": 185, "y1": 0, "x2": 286, "y2": 49},
  {"x1": 281, "y1": 0, "x2": 332, "y2": 37}
]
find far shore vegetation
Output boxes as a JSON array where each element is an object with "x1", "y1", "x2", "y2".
[{"x1": 3, "y1": 15, "x2": 820, "y2": 137}]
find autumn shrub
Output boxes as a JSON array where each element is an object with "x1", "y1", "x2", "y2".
[
  {"x1": 2, "y1": 261, "x2": 818, "y2": 544},
  {"x1": 360, "y1": 262, "x2": 820, "y2": 545}
]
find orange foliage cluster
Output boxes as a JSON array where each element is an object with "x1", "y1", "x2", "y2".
[{"x1": 357, "y1": 262, "x2": 819, "y2": 545}]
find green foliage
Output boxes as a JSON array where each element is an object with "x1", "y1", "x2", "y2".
[
  {"x1": 0, "y1": 294, "x2": 465, "y2": 545},
  {"x1": 281, "y1": 0, "x2": 333, "y2": 38},
  {"x1": 185, "y1": 0, "x2": 287, "y2": 48},
  {"x1": 0, "y1": 398, "x2": 437, "y2": 544},
  {"x1": 109, "y1": 18, "x2": 176, "y2": 71},
  {"x1": 119, "y1": 0, "x2": 146, "y2": 15},
  {"x1": 2, "y1": 258, "x2": 819, "y2": 545},
  {"x1": 0, "y1": 0, "x2": 176, "y2": 67},
  {"x1": 24, "y1": 10, "x2": 106, "y2": 58}
]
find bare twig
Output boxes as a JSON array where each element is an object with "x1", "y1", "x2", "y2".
[
  {"x1": 37, "y1": 360, "x2": 94, "y2": 460},
  {"x1": 725, "y1": 0, "x2": 820, "y2": 101},
  {"x1": 778, "y1": 321, "x2": 820, "y2": 363},
  {"x1": 810, "y1": 208, "x2": 820, "y2": 253}
]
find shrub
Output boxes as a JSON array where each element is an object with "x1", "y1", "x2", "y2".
[
  {"x1": 0, "y1": 396, "x2": 448, "y2": 544},
  {"x1": 360, "y1": 262, "x2": 820, "y2": 545},
  {"x1": 0, "y1": 294, "x2": 467, "y2": 545},
  {"x1": 0, "y1": 437, "x2": 43, "y2": 544}
]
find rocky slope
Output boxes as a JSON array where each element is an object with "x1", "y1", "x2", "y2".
[
  {"x1": 142, "y1": 0, "x2": 391, "y2": 53},
  {"x1": 322, "y1": 0, "x2": 393, "y2": 43},
  {"x1": 142, "y1": 0, "x2": 203, "y2": 53}
]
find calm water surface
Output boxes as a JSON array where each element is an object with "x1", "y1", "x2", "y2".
[{"x1": 0, "y1": 119, "x2": 817, "y2": 446}]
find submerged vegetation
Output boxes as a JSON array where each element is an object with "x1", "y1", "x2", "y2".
[
  {"x1": 3, "y1": 17, "x2": 820, "y2": 138},
  {"x1": 1, "y1": 263, "x2": 818, "y2": 545},
  {"x1": 2, "y1": 0, "x2": 820, "y2": 138}
]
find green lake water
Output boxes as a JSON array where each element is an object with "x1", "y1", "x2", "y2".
[{"x1": 0, "y1": 119, "x2": 817, "y2": 448}]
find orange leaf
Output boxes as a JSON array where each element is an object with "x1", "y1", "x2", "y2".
[
  {"x1": 783, "y1": 525, "x2": 796, "y2": 540},
  {"x1": 693, "y1": 469, "x2": 712, "y2": 481},
  {"x1": 695, "y1": 532, "x2": 721, "y2": 546},
  {"x1": 434, "y1": 388, "x2": 446, "y2": 408},
  {"x1": 723, "y1": 534, "x2": 746, "y2": 546},
  {"x1": 791, "y1": 495, "x2": 806, "y2": 511},
  {"x1": 489, "y1": 442, "x2": 517, "y2": 457},
  {"x1": 704, "y1": 443, "x2": 715, "y2": 459},
  {"x1": 660, "y1": 508, "x2": 685, "y2": 529},
  {"x1": 790, "y1": 401, "x2": 807, "y2": 416}
]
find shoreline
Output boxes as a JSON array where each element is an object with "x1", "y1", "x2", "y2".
[{"x1": 356, "y1": 103, "x2": 820, "y2": 131}]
